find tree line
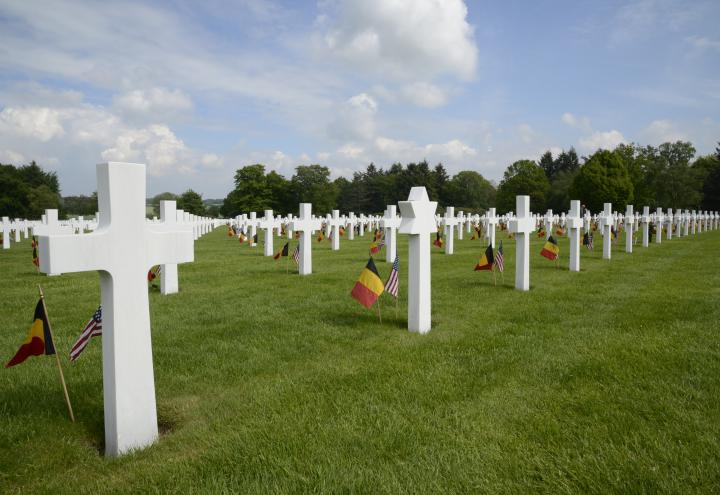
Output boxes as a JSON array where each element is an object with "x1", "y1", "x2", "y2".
[{"x1": 1, "y1": 140, "x2": 718, "y2": 219}]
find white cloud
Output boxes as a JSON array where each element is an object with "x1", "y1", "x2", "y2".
[
  {"x1": 579, "y1": 130, "x2": 626, "y2": 151},
  {"x1": 113, "y1": 87, "x2": 193, "y2": 120},
  {"x1": 328, "y1": 93, "x2": 378, "y2": 141},
  {"x1": 561, "y1": 112, "x2": 592, "y2": 132},
  {"x1": 400, "y1": 82, "x2": 448, "y2": 108},
  {"x1": 101, "y1": 124, "x2": 191, "y2": 176},
  {"x1": 200, "y1": 153, "x2": 223, "y2": 169},
  {"x1": 0, "y1": 149, "x2": 26, "y2": 164},
  {"x1": 424, "y1": 139, "x2": 477, "y2": 160},
  {"x1": 517, "y1": 123, "x2": 537, "y2": 144},
  {"x1": 0, "y1": 106, "x2": 65, "y2": 141},
  {"x1": 319, "y1": 0, "x2": 477, "y2": 81},
  {"x1": 638, "y1": 119, "x2": 687, "y2": 143}
]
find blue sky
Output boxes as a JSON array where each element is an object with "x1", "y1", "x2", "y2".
[{"x1": 0, "y1": 0, "x2": 718, "y2": 197}]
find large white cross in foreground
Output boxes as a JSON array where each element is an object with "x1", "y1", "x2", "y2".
[
  {"x1": 508, "y1": 195, "x2": 534, "y2": 291},
  {"x1": 38, "y1": 162, "x2": 194, "y2": 457},
  {"x1": 398, "y1": 187, "x2": 437, "y2": 334},
  {"x1": 289, "y1": 203, "x2": 322, "y2": 275}
]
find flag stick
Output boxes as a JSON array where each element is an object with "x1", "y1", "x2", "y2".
[
  {"x1": 395, "y1": 296, "x2": 398, "y2": 319},
  {"x1": 286, "y1": 253, "x2": 289, "y2": 274},
  {"x1": 492, "y1": 266, "x2": 497, "y2": 286},
  {"x1": 377, "y1": 297, "x2": 382, "y2": 325},
  {"x1": 37, "y1": 285, "x2": 75, "y2": 423}
]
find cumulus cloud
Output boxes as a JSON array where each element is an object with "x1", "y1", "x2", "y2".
[
  {"x1": 101, "y1": 125, "x2": 191, "y2": 176},
  {"x1": 579, "y1": 130, "x2": 626, "y2": 151},
  {"x1": 638, "y1": 119, "x2": 687, "y2": 143},
  {"x1": 319, "y1": 0, "x2": 477, "y2": 81},
  {"x1": 113, "y1": 87, "x2": 193, "y2": 121},
  {"x1": 0, "y1": 106, "x2": 65, "y2": 141},
  {"x1": 400, "y1": 82, "x2": 448, "y2": 108},
  {"x1": 561, "y1": 112, "x2": 592, "y2": 132},
  {"x1": 328, "y1": 92, "x2": 378, "y2": 141}
]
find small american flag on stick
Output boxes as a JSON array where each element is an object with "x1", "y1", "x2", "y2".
[
  {"x1": 384, "y1": 256, "x2": 399, "y2": 298},
  {"x1": 70, "y1": 306, "x2": 102, "y2": 362},
  {"x1": 292, "y1": 244, "x2": 300, "y2": 265}
]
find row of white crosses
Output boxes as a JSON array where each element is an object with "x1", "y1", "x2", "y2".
[{"x1": 27, "y1": 163, "x2": 720, "y2": 460}]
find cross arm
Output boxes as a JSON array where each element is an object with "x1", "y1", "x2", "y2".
[
  {"x1": 146, "y1": 225, "x2": 194, "y2": 267},
  {"x1": 39, "y1": 232, "x2": 108, "y2": 274}
]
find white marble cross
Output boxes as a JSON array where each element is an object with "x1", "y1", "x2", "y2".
[
  {"x1": 398, "y1": 187, "x2": 437, "y2": 334},
  {"x1": 358, "y1": 214, "x2": 366, "y2": 237},
  {"x1": 456, "y1": 211, "x2": 464, "y2": 240},
  {"x1": 486, "y1": 207, "x2": 498, "y2": 249},
  {"x1": 328, "y1": 210, "x2": 343, "y2": 251},
  {"x1": 246, "y1": 212, "x2": 259, "y2": 246},
  {"x1": 289, "y1": 203, "x2": 322, "y2": 275},
  {"x1": 159, "y1": 200, "x2": 180, "y2": 295},
  {"x1": 640, "y1": 206, "x2": 651, "y2": 247},
  {"x1": 259, "y1": 209, "x2": 279, "y2": 256},
  {"x1": 38, "y1": 162, "x2": 193, "y2": 457},
  {"x1": 655, "y1": 208, "x2": 664, "y2": 243},
  {"x1": 443, "y1": 207, "x2": 459, "y2": 255},
  {"x1": 381, "y1": 205, "x2": 400, "y2": 263},
  {"x1": 683, "y1": 209, "x2": 690, "y2": 236},
  {"x1": 508, "y1": 196, "x2": 534, "y2": 291},
  {"x1": 567, "y1": 200, "x2": 583, "y2": 272},
  {"x1": 599, "y1": 203, "x2": 613, "y2": 260},
  {"x1": 624, "y1": 205, "x2": 634, "y2": 253},
  {"x1": 665, "y1": 208, "x2": 674, "y2": 240},
  {"x1": 346, "y1": 212, "x2": 357, "y2": 240},
  {"x1": 543, "y1": 209, "x2": 554, "y2": 236}
]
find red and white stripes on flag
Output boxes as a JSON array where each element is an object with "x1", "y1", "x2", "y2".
[
  {"x1": 495, "y1": 241, "x2": 504, "y2": 273},
  {"x1": 69, "y1": 305, "x2": 102, "y2": 362},
  {"x1": 384, "y1": 255, "x2": 399, "y2": 298},
  {"x1": 292, "y1": 243, "x2": 300, "y2": 265}
]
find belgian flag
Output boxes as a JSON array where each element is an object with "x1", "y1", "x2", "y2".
[
  {"x1": 474, "y1": 244, "x2": 494, "y2": 271},
  {"x1": 317, "y1": 231, "x2": 324, "y2": 242},
  {"x1": 540, "y1": 235, "x2": 560, "y2": 260},
  {"x1": 351, "y1": 257, "x2": 384, "y2": 309},
  {"x1": 274, "y1": 242, "x2": 289, "y2": 260},
  {"x1": 433, "y1": 231, "x2": 444, "y2": 248},
  {"x1": 6, "y1": 299, "x2": 56, "y2": 368}
]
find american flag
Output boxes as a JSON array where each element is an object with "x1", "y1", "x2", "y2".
[
  {"x1": 588, "y1": 233, "x2": 594, "y2": 250},
  {"x1": 292, "y1": 243, "x2": 300, "y2": 265},
  {"x1": 384, "y1": 256, "x2": 399, "y2": 298},
  {"x1": 70, "y1": 305, "x2": 102, "y2": 362},
  {"x1": 495, "y1": 241, "x2": 504, "y2": 273}
]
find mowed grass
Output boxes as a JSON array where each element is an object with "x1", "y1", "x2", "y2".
[{"x1": 1, "y1": 225, "x2": 719, "y2": 494}]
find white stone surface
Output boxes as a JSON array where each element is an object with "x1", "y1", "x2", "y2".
[
  {"x1": 381, "y1": 205, "x2": 399, "y2": 263},
  {"x1": 599, "y1": 203, "x2": 613, "y2": 260},
  {"x1": 508, "y1": 196, "x2": 534, "y2": 291},
  {"x1": 38, "y1": 162, "x2": 194, "y2": 457},
  {"x1": 289, "y1": 203, "x2": 321, "y2": 275},
  {"x1": 159, "y1": 201, "x2": 180, "y2": 295},
  {"x1": 398, "y1": 187, "x2": 437, "y2": 334},
  {"x1": 624, "y1": 205, "x2": 634, "y2": 253},
  {"x1": 568, "y1": 200, "x2": 583, "y2": 272}
]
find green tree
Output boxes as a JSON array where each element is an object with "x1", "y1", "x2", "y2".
[
  {"x1": 496, "y1": 160, "x2": 550, "y2": 213},
  {"x1": 177, "y1": 189, "x2": 206, "y2": 215},
  {"x1": 27, "y1": 184, "x2": 62, "y2": 218},
  {"x1": 444, "y1": 171, "x2": 496, "y2": 212},
  {"x1": 570, "y1": 149, "x2": 634, "y2": 212},
  {"x1": 290, "y1": 165, "x2": 336, "y2": 214},
  {"x1": 265, "y1": 170, "x2": 291, "y2": 214},
  {"x1": 222, "y1": 164, "x2": 273, "y2": 216},
  {"x1": 0, "y1": 164, "x2": 31, "y2": 218},
  {"x1": 18, "y1": 160, "x2": 60, "y2": 194},
  {"x1": 693, "y1": 154, "x2": 720, "y2": 210},
  {"x1": 62, "y1": 193, "x2": 98, "y2": 216},
  {"x1": 432, "y1": 163, "x2": 450, "y2": 206},
  {"x1": 539, "y1": 151, "x2": 557, "y2": 181}
]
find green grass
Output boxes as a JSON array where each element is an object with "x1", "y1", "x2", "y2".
[{"x1": 1, "y1": 227, "x2": 719, "y2": 494}]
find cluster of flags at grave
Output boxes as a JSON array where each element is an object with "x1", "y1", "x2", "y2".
[
  {"x1": 351, "y1": 255, "x2": 400, "y2": 311},
  {"x1": 540, "y1": 236, "x2": 560, "y2": 261}
]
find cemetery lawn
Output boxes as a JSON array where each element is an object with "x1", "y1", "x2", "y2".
[{"x1": 2, "y1": 228, "x2": 720, "y2": 494}]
